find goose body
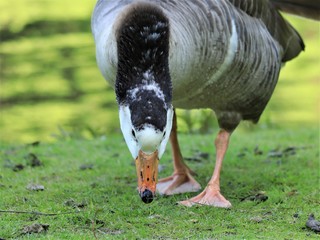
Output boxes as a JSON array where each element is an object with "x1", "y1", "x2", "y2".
[
  {"x1": 92, "y1": 0, "x2": 319, "y2": 206},
  {"x1": 93, "y1": 0, "x2": 303, "y2": 125}
]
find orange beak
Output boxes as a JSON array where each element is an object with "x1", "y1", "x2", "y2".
[{"x1": 135, "y1": 150, "x2": 159, "y2": 203}]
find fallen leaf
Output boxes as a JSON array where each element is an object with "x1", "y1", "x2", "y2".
[
  {"x1": 21, "y1": 223, "x2": 49, "y2": 234},
  {"x1": 148, "y1": 214, "x2": 162, "y2": 219},
  {"x1": 250, "y1": 216, "x2": 263, "y2": 223},
  {"x1": 190, "y1": 219, "x2": 199, "y2": 223},
  {"x1": 26, "y1": 183, "x2": 45, "y2": 191},
  {"x1": 79, "y1": 163, "x2": 94, "y2": 170}
]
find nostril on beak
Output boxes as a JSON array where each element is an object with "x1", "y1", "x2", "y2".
[{"x1": 140, "y1": 189, "x2": 154, "y2": 204}]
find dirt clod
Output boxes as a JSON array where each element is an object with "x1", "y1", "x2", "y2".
[
  {"x1": 250, "y1": 216, "x2": 263, "y2": 223},
  {"x1": 27, "y1": 141, "x2": 41, "y2": 147},
  {"x1": 254, "y1": 146, "x2": 263, "y2": 155},
  {"x1": 79, "y1": 163, "x2": 94, "y2": 170},
  {"x1": 64, "y1": 199, "x2": 87, "y2": 208},
  {"x1": 25, "y1": 153, "x2": 42, "y2": 167},
  {"x1": 241, "y1": 192, "x2": 268, "y2": 202},
  {"x1": 267, "y1": 150, "x2": 283, "y2": 158},
  {"x1": 26, "y1": 183, "x2": 45, "y2": 191},
  {"x1": 98, "y1": 228, "x2": 123, "y2": 235},
  {"x1": 21, "y1": 223, "x2": 49, "y2": 234},
  {"x1": 283, "y1": 147, "x2": 297, "y2": 156},
  {"x1": 13, "y1": 164, "x2": 24, "y2": 172},
  {"x1": 85, "y1": 219, "x2": 105, "y2": 227},
  {"x1": 306, "y1": 214, "x2": 320, "y2": 233}
]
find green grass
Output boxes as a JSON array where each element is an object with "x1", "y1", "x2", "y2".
[
  {"x1": 1, "y1": 127, "x2": 319, "y2": 239},
  {"x1": 0, "y1": 0, "x2": 94, "y2": 32},
  {"x1": 1, "y1": 4, "x2": 319, "y2": 143}
]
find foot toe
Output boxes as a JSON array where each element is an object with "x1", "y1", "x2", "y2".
[
  {"x1": 178, "y1": 188, "x2": 232, "y2": 208},
  {"x1": 157, "y1": 173, "x2": 201, "y2": 195},
  {"x1": 178, "y1": 199, "x2": 195, "y2": 207}
]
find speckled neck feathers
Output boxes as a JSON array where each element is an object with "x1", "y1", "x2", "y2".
[{"x1": 115, "y1": 2, "x2": 171, "y2": 131}]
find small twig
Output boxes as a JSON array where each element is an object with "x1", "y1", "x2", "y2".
[
  {"x1": 92, "y1": 219, "x2": 98, "y2": 240},
  {"x1": 0, "y1": 210, "x2": 80, "y2": 216}
]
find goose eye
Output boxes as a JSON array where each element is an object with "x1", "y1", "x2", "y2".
[
  {"x1": 163, "y1": 131, "x2": 166, "y2": 138},
  {"x1": 132, "y1": 129, "x2": 136, "y2": 138}
]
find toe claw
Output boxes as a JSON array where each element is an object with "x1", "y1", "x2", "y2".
[{"x1": 178, "y1": 200, "x2": 195, "y2": 207}]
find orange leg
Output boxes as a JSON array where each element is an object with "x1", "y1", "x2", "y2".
[
  {"x1": 180, "y1": 129, "x2": 232, "y2": 208},
  {"x1": 157, "y1": 111, "x2": 201, "y2": 195}
]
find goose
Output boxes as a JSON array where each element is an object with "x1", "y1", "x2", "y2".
[{"x1": 91, "y1": 0, "x2": 319, "y2": 207}]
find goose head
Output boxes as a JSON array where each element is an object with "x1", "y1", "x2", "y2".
[
  {"x1": 118, "y1": 89, "x2": 173, "y2": 203},
  {"x1": 115, "y1": 3, "x2": 173, "y2": 203}
]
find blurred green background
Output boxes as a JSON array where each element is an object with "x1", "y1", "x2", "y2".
[{"x1": 0, "y1": 0, "x2": 319, "y2": 144}]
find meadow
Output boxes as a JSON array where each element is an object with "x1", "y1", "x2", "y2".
[
  {"x1": 1, "y1": 128, "x2": 319, "y2": 239},
  {"x1": 0, "y1": 0, "x2": 319, "y2": 143}
]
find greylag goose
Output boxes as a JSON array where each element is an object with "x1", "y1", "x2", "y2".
[{"x1": 91, "y1": 0, "x2": 319, "y2": 207}]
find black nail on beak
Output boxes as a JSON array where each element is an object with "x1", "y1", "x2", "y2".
[{"x1": 140, "y1": 189, "x2": 154, "y2": 204}]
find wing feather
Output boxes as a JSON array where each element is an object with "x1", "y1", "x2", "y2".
[{"x1": 270, "y1": 0, "x2": 320, "y2": 20}]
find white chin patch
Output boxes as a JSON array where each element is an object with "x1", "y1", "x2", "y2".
[
  {"x1": 119, "y1": 105, "x2": 173, "y2": 159},
  {"x1": 136, "y1": 126, "x2": 163, "y2": 154}
]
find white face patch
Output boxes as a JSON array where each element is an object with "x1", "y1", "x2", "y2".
[
  {"x1": 119, "y1": 105, "x2": 139, "y2": 158},
  {"x1": 119, "y1": 105, "x2": 173, "y2": 159},
  {"x1": 158, "y1": 106, "x2": 173, "y2": 158}
]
